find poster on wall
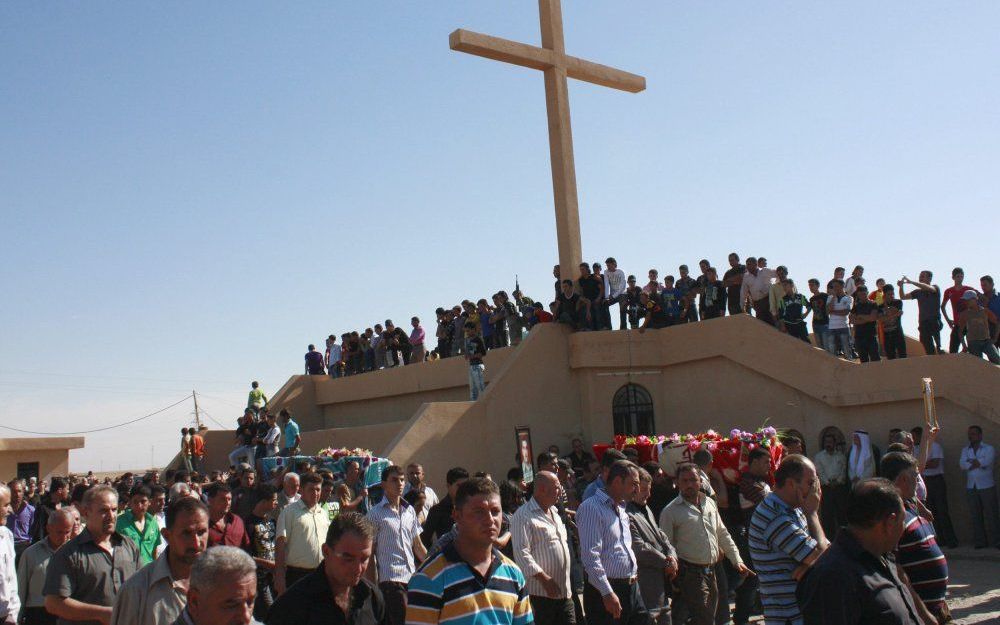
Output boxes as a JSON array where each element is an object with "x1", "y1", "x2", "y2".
[{"x1": 515, "y1": 425, "x2": 535, "y2": 484}]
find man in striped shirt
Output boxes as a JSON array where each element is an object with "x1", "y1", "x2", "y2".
[
  {"x1": 880, "y1": 453, "x2": 950, "y2": 625},
  {"x1": 577, "y1": 461, "x2": 648, "y2": 625},
  {"x1": 406, "y1": 478, "x2": 532, "y2": 625},
  {"x1": 368, "y1": 465, "x2": 428, "y2": 625},
  {"x1": 748, "y1": 455, "x2": 828, "y2": 625},
  {"x1": 511, "y1": 472, "x2": 573, "y2": 625}
]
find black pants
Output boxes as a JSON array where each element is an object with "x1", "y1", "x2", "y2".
[
  {"x1": 380, "y1": 581, "x2": 408, "y2": 625},
  {"x1": 584, "y1": 578, "x2": 649, "y2": 625},
  {"x1": 918, "y1": 319, "x2": 942, "y2": 355},
  {"x1": 727, "y1": 292, "x2": 744, "y2": 316},
  {"x1": 23, "y1": 607, "x2": 57, "y2": 625},
  {"x1": 751, "y1": 297, "x2": 774, "y2": 326},
  {"x1": 785, "y1": 322, "x2": 810, "y2": 343},
  {"x1": 856, "y1": 333, "x2": 880, "y2": 362},
  {"x1": 820, "y1": 484, "x2": 847, "y2": 539},
  {"x1": 884, "y1": 330, "x2": 907, "y2": 359},
  {"x1": 530, "y1": 595, "x2": 577, "y2": 625},
  {"x1": 949, "y1": 325, "x2": 966, "y2": 353},
  {"x1": 923, "y1": 474, "x2": 958, "y2": 546}
]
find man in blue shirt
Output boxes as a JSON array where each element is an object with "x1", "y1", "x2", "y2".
[
  {"x1": 659, "y1": 277, "x2": 684, "y2": 326},
  {"x1": 279, "y1": 409, "x2": 299, "y2": 457},
  {"x1": 749, "y1": 455, "x2": 829, "y2": 625},
  {"x1": 576, "y1": 461, "x2": 647, "y2": 625},
  {"x1": 582, "y1": 449, "x2": 627, "y2": 502}
]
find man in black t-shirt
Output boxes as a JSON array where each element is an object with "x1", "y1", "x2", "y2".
[
  {"x1": 879, "y1": 284, "x2": 907, "y2": 359},
  {"x1": 676, "y1": 264, "x2": 699, "y2": 323},
  {"x1": 304, "y1": 344, "x2": 325, "y2": 375},
  {"x1": 722, "y1": 252, "x2": 747, "y2": 316},
  {"x1": 899, "y1": 271, "x2": 943, "y2": 355},
  {"x1": 777, "y1": 280, "x2": 812, "y2": 343},
  {"x1": 808, "y1": 278, "x2": 830, "y2": 349},
  {"x1": 556, "y1": 279, "x2": 590, "y2": 330},
  {"x1": 464, "y1": 322, "x2": 488, "y2": 400},
  {"x1": 577, "y1": 263, "x2": 603, "y2": 330},
  {"x1": 850, "y1": 286, "x2": 881, "y2": 362},
  {"x1": 699, "y1": 266, "x2": 726, "y2": 320}
]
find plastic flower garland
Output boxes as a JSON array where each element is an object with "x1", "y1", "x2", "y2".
[
  {"x1": 317, "y1": 446, "x2": 374, "y2": 459},
  {"x1": 612, "y1": 425, "x2": 779, "y2": 451}
]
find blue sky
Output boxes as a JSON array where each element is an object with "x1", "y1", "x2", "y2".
[{"x1": 2, "y1": 2, "x2": 998, "y2": 471}]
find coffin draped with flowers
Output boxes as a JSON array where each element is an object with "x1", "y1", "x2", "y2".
[{"x1": 593, "y1": 427, "x2": 783, "y2": 485}]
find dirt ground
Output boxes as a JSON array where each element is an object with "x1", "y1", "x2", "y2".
[{"x1": 945, "y1": 548, "x2": 1000, "y2": 624}]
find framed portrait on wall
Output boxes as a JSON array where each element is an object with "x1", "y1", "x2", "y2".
[{"x1": 515, "y1": 425, "x2": 535, "y2": 484}]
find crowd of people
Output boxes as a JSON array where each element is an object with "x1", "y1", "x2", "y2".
[
  {"x1": 1, "y1": 417, "x2": 994, "y2": 625},
  {"x1": 302, "y1": 257, "x2": 1000, "y2": 397}
]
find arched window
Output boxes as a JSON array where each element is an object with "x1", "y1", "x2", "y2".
[{"x1": 612, "y1": 384, "x2": 655, "y2": 436}]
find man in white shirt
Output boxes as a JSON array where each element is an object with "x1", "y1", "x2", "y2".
[
  {"x1": 812, "y1": 433, "x2": 848, "y2": 538},
  {"x1": 262, "y1": 413, "x2": 282, "y2": 458},
  {"x1": 825, "y1": 279, "x2": 853, "y2": 357},
  {"x1": 739, "y1": 257, "x2": 777, "y2": 325},
  {"x1": 366, "y1": 465, "x2": 426, "y2": 625},
  {"x1": 959, "y1": 425, "x2": 1000, "y2": 548},
  {"x1": 274, "y1": 473, "x2": 331, "y2": 594},
  {"x1": 403, "y1": 464, "x2": 439, "y2": 518},
  {"x1": 325, "y1": 335, "x2": 343, "y2": 378},
  {"x1": 511, "y1": 472, "x2": 573, "y2": 625},
  {"x1": 912, "y1": 426, "x2": 958, "y2": 547},
  {"x1": 603, "y1": 257, "x2": 629, "y2": 331},
  {"x1": 0, "y1": 485, "x2": 20, "y2": 625}
]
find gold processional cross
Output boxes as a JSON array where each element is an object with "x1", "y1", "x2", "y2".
[{"x1": 450, "y1": 0, "x2": 646, "y2": 284}]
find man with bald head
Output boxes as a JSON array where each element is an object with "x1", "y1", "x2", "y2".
[
  {"x1": 18, "y1": 509, "x2": 74, "y2": 625},
  {"x1": 511, "y1": 471, "x2": 574, "y2": 625}
]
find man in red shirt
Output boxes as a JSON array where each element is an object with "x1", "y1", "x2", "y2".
[
  {"x1": 941, "y1": 267, "x2": 976, "y2": 353},
  {"x1": 206, "y1": 483, "x2": 249, "y2": 549}
]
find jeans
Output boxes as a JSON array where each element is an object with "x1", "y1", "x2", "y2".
[
  {"x1": 824, "y1": 328, "x2": 851, "y2": 356},
  {"x1": 469, "y1": 364, "x2": 486, "y2": 400},
  {"x1": 812, "y1": 323, "x2": 829, "y2": 349},
  {"x1": 608, "y1": 295, "x2": 629, "y2": 330},
  {"x1": 968, "y1": 339, "x2": 1000, "y2": 364},
  {"x1": 967, "y1": 486, "x2": 1000, "y2": 547},
  {"x1": 228, "y1": 445, "x2": 254, "y2": 468},
  {"x1": 918, "y1": 318, "x2": 943, "y2": 355}
]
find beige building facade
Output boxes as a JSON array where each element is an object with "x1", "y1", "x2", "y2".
[
  {"x1": 0, "y1": 437, "x2": 84, "y2": 482},
  {"x1": 201, "y1": 316, "x2": 999, "y2": 544}
]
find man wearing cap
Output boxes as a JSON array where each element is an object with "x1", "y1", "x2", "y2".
[{"x1": 957, "y1": 289, "x2": 1000, "y2": 364}]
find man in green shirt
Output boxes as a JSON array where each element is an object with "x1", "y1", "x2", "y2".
[
  {"x1": 115, "y1": 485, "x2": 162, "y2": 565},
  {"x1": 247, "y1": 381, "x2": 268, "y2": 416}
]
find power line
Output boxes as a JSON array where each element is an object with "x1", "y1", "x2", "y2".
[{"x1": 0, "y1": 394, "x2": 193, "y2": 435}]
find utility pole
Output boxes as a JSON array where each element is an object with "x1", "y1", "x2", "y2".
[{"x1": 192, "y1": 390, "x2": 203, "y2": 430}]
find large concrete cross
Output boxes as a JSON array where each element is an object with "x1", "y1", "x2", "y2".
[{"x1": 450, "y1": 0, "x2": 645, "y2": 284}]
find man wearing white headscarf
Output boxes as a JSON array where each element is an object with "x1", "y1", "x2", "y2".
[{"x1": 848, "y1": 431, "x2": 876, "y2": 482}]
